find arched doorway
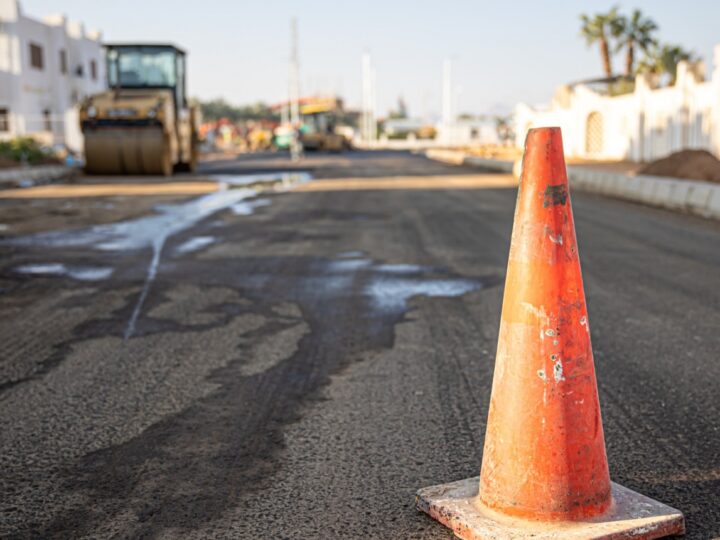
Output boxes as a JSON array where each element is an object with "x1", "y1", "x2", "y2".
[{"x1": 585, "y1": 112, "x2": 604, "y2": 156}]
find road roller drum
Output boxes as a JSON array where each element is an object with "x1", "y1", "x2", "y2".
[{"x1": 83, "y1": 128, "x2": 171, "y2": 176}]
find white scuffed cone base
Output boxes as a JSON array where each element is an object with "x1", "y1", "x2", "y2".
[{"x1": 416, "y1": 477, "x2": 684, "y2": 539}]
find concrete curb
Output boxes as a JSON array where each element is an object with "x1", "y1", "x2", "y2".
[
  {"x1": 425, "y1": 150, "x2": 720, "y2": 221},
  {"x1": 425, "y1": 149, "x2": 515, "y2": 173},
  {"x1": 465, "y1": 156, "x2": 514, "y2": 173},
  {"x1": 425, "y1": 149, "x2": 467, "y2": 166},
  {"x1": 0, "y1": 165, "x2": 75, "y2": 188}
]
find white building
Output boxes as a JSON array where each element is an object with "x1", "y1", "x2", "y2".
[
  {"x1": 436, "y1": 118, "x2": 500, "y2": 146},
  {"x1": 0, "y1": 0, "x2": 104, "y2": 152},
  {"x1": 515, "y1": 45, "x2": 720, "y2": 162}
]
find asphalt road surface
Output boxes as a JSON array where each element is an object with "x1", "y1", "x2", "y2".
[{"x1": 1, "y1": 151, "x2": 718, "y2": 539}]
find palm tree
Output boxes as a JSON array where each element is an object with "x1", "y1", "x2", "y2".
[
  {"x1": 580, "y1": 7, "x2": 622, "y2": 78},
  {"x1": 613, "y1": 9, "x2": 658, "y2": 76},
  {"x1": 637, "y1": 44, "x2": 697, "y2": 85}
]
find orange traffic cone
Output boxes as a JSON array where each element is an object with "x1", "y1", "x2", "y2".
[{"x1": 416, "y1": 127, "x2": 685, "y2": 539}]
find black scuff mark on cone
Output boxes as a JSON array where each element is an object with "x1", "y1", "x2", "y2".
[{"x1": 543, "y1": 184, "x2": 568, "y2": 208}]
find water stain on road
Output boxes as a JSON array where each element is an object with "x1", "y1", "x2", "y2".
[
  {"x1": 2, "y1": 173, "x2": 306, "y2": 339},
  {"x1": 1, "y1": 168, "x2": 505, "y2": 537},
  {"x1": 231, "y1": 198, "x2": 272, "y2": 216},
  {"x1": 14, "y1": 248, "x2": 500, "y2": 538},
  {"x1": 322, "y1": 255, "x2": 484, "y2": 314},
  {"x1": 14, "y1": 263, "x2": 114, "y2": 281},
  {"x1": 174, "y1": 236, "x2": 217, "y2": 255},
  {"x1": 366, "y1": 275, "x2": 480, "y2": 312},
  {"x1": 3, "y1": 186, "x2": 259, "y2": 253}
]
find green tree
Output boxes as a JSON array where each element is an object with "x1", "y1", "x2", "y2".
[
  {"x1": 580, "y1": 6, "x2": 622, "y2": 78},
  {"x1": 637, "y1": 44, "x2": 697, "y2": 85},
  {"x1": 196, "y1": 98, "x2": 279, "y2": 123},
  {"x1": 613, "y1": 9, "x2": 658, "y2": 76}
]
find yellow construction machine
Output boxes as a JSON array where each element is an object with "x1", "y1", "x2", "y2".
[
  {"x1": 298, "y1": 97, "x2": 349, "y2": 152},
  {"x1": 79, "y1": 44, "x2": 198, "y2": 176}
]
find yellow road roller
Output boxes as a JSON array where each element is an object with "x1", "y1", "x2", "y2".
[
  {"x1": 79, "y1": 43, "x2": 198, "y2": 176},
  {"x1": 298, "y1": 97, "x2": 349, "y2": 152}
]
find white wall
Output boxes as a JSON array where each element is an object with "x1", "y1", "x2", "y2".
[
  {"x1": 515, "y1": 46, "x2": 720, "y2": 162},
  {"x1": 436, "y1": 120, "x2": 499, "y2": 146},
  {"x1": 0, "y1": 0, "x2": 104, "y2": 152}
]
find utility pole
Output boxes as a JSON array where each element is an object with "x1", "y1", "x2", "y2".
[
  {"x1": 442, "y1": 58, "x2": 452, "y2": 138},
  {"x1": 371, "y1": 65, "x2": 377, "y2": 142},
  {"x1": 281, "y1": 97, "x2": 289, "y2": 126},
  {"x1": 289, "y1": 17, "x2": 301, "y2": 161},
  {"x1": 281, "y1": 101, "x2": 289, "y2": 127},
  {"x1": 362, "y1": 52, "x2": 376, "y2": 145},
  {"x1": 362, "y1": 53, "x2": 370, "y2": 144}
]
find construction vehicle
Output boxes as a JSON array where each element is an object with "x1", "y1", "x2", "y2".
[
  {"x1": 298, "y1": 97, "x2": 350, "y2": 152},
  {"x1": 79, "y1": 44, "x2": 198, "y2": 176}
]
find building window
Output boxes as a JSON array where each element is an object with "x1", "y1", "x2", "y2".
[
  {"x1": 59, "y1": 49, "x2": 67, "y2": 74},
  {"x1": 43, "y1": 109, "x2": 52, "y2": 132},
  {"x1": 90, "y1": 59, "x2": 97, "y2": 81},
  {"x1": 29, "y1": 43, "x2": 44, "y2": 70},
  {"x1": 0, "y1": 108, "x2": 9, "y2": 132}
]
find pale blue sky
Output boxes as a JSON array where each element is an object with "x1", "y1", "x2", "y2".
[{"x1": 23, "y1": 0, "x2": 720, "y2": 117}]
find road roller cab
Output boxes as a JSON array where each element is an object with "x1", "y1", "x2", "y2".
[{"x1": 80, "y1": 44, "x2": 198, "y2": 176}]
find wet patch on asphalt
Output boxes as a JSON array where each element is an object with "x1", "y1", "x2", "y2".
[
  {"x1": 8, "y1": 248, "x2": 500, "y2": 537},
  {"x1": 0, "y1": 167, "x2": 505, "y2": 537},
  {"x1": 0, "y1": 173, "x2": 306, "y2": 341},
  {"x1": 13, "y1": 263, "x2": 114, "y2": 281},
  {"x1": 230, "y1": 198, "x2": 272, "y2": 216},
  {"x1": 174, "y1": 236, "x2": 217, "y2": 255}
]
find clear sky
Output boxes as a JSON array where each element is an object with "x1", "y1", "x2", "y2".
[{"x1": 22, "y1": 0, "x2": 720, "y2": 118}]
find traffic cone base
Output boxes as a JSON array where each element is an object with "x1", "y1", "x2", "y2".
[{"x1": 416, "y1": 477, "x2": 685, "y2": 540}]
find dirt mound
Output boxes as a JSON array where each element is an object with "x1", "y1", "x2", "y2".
[{"x1": 638, "y1": 149, "x2": 720, "y2": 184}]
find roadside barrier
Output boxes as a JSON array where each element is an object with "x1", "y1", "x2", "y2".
[
  {"x1": 425, "y1": 148, "x2": 720, "y2": 220},
  {"x1": 566, "y1": 167, "x2": 720, "y2": 219},
  {"x1": 416, "y1": 128, "x2": 685, "y2": 539}
]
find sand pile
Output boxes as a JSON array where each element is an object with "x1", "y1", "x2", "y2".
[{"x1": 638, "y1": 149, "x2": 720, "y2": 184}]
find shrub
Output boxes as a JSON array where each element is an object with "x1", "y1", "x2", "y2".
[{"x1": 0, "y1": 137, "x2": 55, "y2": 165}]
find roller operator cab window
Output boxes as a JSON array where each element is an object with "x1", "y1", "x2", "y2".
[{"x1": 107, "y1": 47, "x2": 177, "y2": 88}]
